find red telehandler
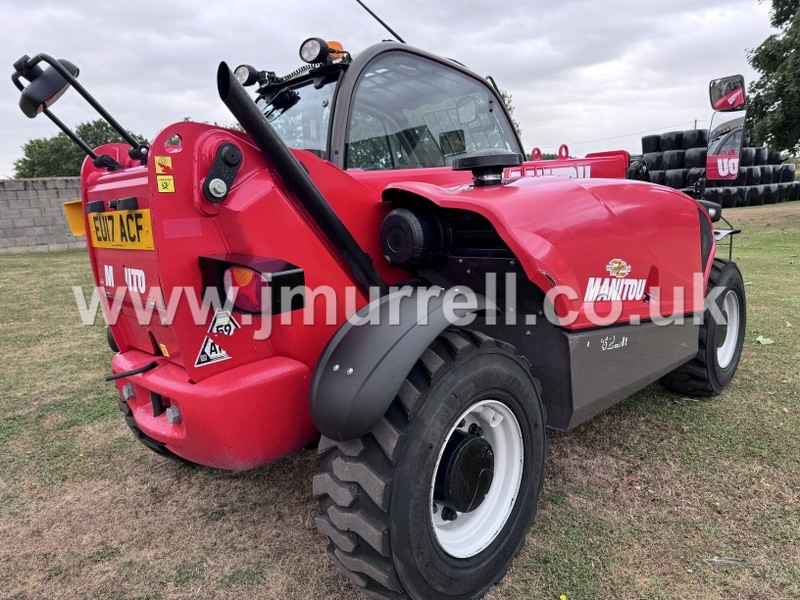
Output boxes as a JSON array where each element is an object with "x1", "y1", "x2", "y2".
[{"x1": 12, "y1": 32, "x2": 747, "y2": 599}]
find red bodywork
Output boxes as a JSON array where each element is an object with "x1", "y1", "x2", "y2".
[{"x1": 82, "y1": 122, "x2": 712, "y2": 470}]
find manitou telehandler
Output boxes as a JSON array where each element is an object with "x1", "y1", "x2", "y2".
[{"x1": 12, "y1": 31, "x2": 747, "y2": 599}]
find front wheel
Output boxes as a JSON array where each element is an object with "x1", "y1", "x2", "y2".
[
  {"x1": 661, "y1": 258, "x2": 746, "y2": 395},
  {"x1": 313, "y1": 329, "x2": 546, "y2": 599}
]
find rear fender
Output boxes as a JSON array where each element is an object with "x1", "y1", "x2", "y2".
[{"x1": 309, "y1": 287, "x2": 495, "y2": 441}]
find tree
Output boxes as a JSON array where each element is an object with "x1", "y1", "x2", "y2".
[
  {"x1": 14, "y1": 119, "x2": 146, "y2": 178},
  {"x1": 499, "y1": 89, "x2": 522, "y2": 137},
  {"x1": 747, "y1": 0, "x2": 800, "y2": 153}
]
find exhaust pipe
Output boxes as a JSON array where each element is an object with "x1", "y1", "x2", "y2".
[{"x1": 217, "y1": 61, "x2": 386, "y2": 295}]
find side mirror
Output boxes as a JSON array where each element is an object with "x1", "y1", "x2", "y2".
[
  {"x1": 13, "y1": 55, "x2": 79, "y2": 118},
  {"x1": 706, "y1": 75, "x2": 746, "y2": 181},
  {"x1": 709, "y1": 75, "x2": 745, "y2": 112}
]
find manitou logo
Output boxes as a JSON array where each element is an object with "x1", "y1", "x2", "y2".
[
  {"x1": 585, "y1": 258, "x2": 645, "y2": 301},
  {"x1": 605, "y1": 259, "x2": 631, "y2": 278},
  {"x1": 717, "y1": 157, "x2": 739, "y2": 177},
  {"x1": 124, "y1": 267, "x2": 146, "y2": 294},
  {"x1": 584, "y1": 277, "x2": 647, "y2": 301}
]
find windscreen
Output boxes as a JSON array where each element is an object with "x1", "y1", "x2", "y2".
[
  {"x1": 346, "y1": 52, "x2": 520, "y2": 170},
  {"x1": 256, "y1": 79, "x2": 336, "y2": 158}
]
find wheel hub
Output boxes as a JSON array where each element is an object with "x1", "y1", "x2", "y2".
[{"x1": 433, "y1": 430, "x2": 494, "y2": 513}]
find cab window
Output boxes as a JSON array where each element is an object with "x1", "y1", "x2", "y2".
[
  {"x1": 256, "y1": 78, "x2": 336, "y2": 159},
  {"x1": 346, "y1": 52, "x2": 519, "y2": 170}
]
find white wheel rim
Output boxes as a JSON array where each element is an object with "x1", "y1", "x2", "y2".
[
  {"x1": 717, "y1": 289, "x2": 740, "y2": 369},
  {"x1": 429, "y1": 399, "x2": 524, "y2": 559}
]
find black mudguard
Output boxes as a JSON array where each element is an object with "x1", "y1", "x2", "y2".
[{"x1": 309, "y1": 286, "x2": 495, "y2": 441}]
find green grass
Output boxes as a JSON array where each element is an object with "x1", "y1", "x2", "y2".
[{"x1": 0, "y1": 204, "x2": 798, "y2": 600}]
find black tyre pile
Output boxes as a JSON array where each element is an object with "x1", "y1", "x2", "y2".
[
  {"x1": 642, "y1": 129, "x2": 709, "y2": 190},
  {"x1": 641, "y1": 131, "x2": 799, "y2": 208}
]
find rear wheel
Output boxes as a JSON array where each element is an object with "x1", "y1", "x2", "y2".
[
  {"x1": 314, "y1": 329, "x2": 546, "y2": 600},
  {"x1": 661, "y1": 259, "x2": 746, "y2": 396}
]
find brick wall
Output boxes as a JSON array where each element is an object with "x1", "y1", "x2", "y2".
[{"x1": 0, "y1": 178, "x2": 86, "y2": 255}]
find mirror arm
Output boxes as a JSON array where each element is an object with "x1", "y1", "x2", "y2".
[
  {"x1": 22, "y1": 54, "x2": 149, "y2": 163},
  {"x1": 42, "y1": 107, "x2": 97, "y2": 159},
  {"x1": 42, "y1": 107, "x2": 123, "y2": 171}
]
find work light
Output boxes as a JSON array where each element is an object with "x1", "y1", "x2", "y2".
[{"x1": 299, "y1": 38, "x2": 329, "y2": 63}]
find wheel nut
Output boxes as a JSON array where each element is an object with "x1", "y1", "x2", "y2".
[
  {"x1": 121, "y1": 383, "x2": 135, "y2": 402},
  {"x1": 441, "y1": 507, "x2": 458, "y2": 521},
  {"x1": 469, "y1": 423, "x2": 484, "y2": 437}
]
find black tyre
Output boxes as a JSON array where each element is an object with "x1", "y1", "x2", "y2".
[
  {"x1": 703, "y1": 187, "x2": 724, "y2": 203},
  {"x1": 118, "y1": 397, "x2": 191, "y2": 464},
  {"x1": 661, "y1": 259, "x2": 746, "y2": 396},
  {"x1": 790, "y1": 181, "x2": 800, "y2": 202},
  {"x1": 730, "y1": 187, "x2": 747, "y2": 208},
  {"x1": 661, "y1": 149, "x2": 685, "y2": 170},
  {"x1": 749, "y1": 185, "x2": 765, "y2": 206},
  {"x1": 733, "y1": 166, "x2": 748, "y2": 187},
  {"x1": 686, "y1": 167, "x2": 705, "y2": 186},
  {"x1": 768, "y1": 150, "x2": 783, "y2": 165},
  {"x1": 764, "y1": 183, "x2": 779, "y2": 204},
  {"x1": 107, "y1": 326, "x2": 119, "y2": 353},
  {"x1": 643, "y1": 152, "x2": 662, "y2": 171},
  {"x1": 314, "y1": 330, "x2": 546, "y2": 600},
  {"x1": 761, "y1": 165, "x2": 774, "y2": 184},
  {"x1": 642, "y1": 135, "x2": 661, "y2": 154},
  {"x1": 756, "y1": 147, "x2": 769, "y2": 165},
  {"x1": 660, "y1": 131, "x2": 683, "y2": 151},
  {"x1": 665, "y1": 168, "x2": 688, "y2": 189},
  {"x1": 745, "y1": 165, "x2": 761, "y2": 186},
  {"x1": 649, "y1": 169, "x2": 666, "y2": 185},
  {"x1": 684, "y1": 147, "x2": 707, "y2": 169},
  {"x1": 738, "y1": 187, "x2": 751, "y2": 207},
  {"x1": 739, "y1": 147, "x2": 756, "y2": 167},
  {"x1": 682, "y1": 129, "x2": 709, "y2": 149},
  {"x1": 778, "y1": 182, "x2": 791, "y2": 202},
  {"x1": 780, "y1": 163, "x2": 796, "y2": 183},
  {"x1": 719, "y1": 187, "x2": 737, "y2": 209}
]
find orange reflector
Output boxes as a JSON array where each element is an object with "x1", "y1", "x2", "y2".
[
  {"x1": 223, "y1": 266, "x2": 269, "y2": 313},
  {"x1": 230, "y1": 266, "x2": 255, "y2": 287}
]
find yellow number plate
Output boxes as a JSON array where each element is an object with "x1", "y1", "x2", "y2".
[{"x1": 89, "y1": 209, "x2": 154, "y2": 250}]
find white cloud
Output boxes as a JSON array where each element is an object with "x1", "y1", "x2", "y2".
[{"x1": 0, "y1": 0, "x2": 774, "y2": 177}]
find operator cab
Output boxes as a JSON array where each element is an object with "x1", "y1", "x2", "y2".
[{"x1": 246, "y1": 39, "x2": 523, "y2": 171}]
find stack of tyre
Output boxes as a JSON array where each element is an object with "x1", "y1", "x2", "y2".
[
  {"x1": 641, "y1": 131, "x2": 799, "y2": 208},
  {"x1": 707, "y1": 148, "x2": 799, "y2": 208},
  {"x1": 642, "y1": 130, "x2": 709, "y2": 190}
]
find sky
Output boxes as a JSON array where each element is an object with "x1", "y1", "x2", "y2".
[{"x1": 0, "y1": 0, "x2": 775, "y2": 178}]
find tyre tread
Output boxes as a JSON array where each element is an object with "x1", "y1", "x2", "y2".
[
  {"x1": 314, "y1": 329, "x2": 525, "y2": 599},
  {"x1": 660, "y1": 259, "x2": 735, "y2": 396}
]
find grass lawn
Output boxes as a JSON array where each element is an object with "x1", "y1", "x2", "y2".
[{"x1": 0, "y1": 204, "x2": 798, "y2": 600}]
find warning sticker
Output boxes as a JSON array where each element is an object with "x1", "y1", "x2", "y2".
[
  {"x1": 208, "y1": 309, "x2": 241, "y2": 336},
  {"x1": 194, "y1": 336, "x2": 231, "y2": 367},
  {"x1": 155, "y1": 156, "x2": 173, "y2": 175},
  {"x1": 156, "y1": 175, "x2": 175, "y2": 193},
  {"x1": 159, "y1": 343, "x2": 170, "y2": 358}
]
